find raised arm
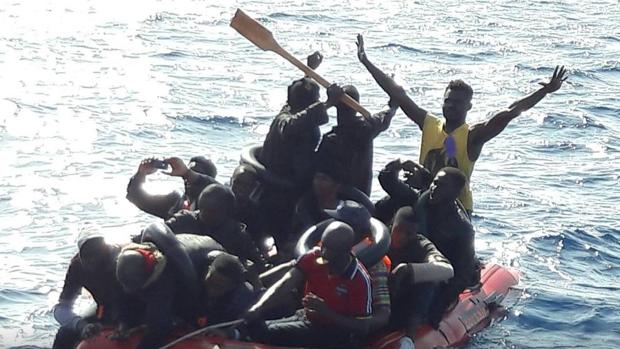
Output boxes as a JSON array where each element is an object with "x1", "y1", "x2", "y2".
[
  {"x1": 357, "y1": 34, "x2": 427, "y2": 130},
  {"x1": 468, "y1": 65, "x2": 568, "y2": 158}
]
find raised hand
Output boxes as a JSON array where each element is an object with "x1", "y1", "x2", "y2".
[
  {"x1": 137, "y1": 158, "x2": 158, "y2": 176},
  {"x1": 356, "y1": 34, "x2": 367, "y2": 63},
  {"x1": 307, "y1": 51, "x2": 323, "y2": 70},
  {"x1": 163, "y1": 157, "x2": 188, "y2": 177},
  {"x1": 326, "y1": 83, "x2": 345, "y2": 107},
  {"x1": 539, "y1": 65, "x2": 568, "y2": 94}
]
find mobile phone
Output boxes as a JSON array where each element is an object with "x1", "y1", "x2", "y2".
[{"x1": 151, "y1": 159, "x2": 169, "y2": 170}]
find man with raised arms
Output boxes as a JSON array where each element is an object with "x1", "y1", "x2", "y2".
[{"x1": 357, "y1": 34, "x2": 567, "y2": 213}]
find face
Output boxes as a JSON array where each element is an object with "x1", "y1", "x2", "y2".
[
  {"x1": 313, "y1": 173, "x2": 340, "y2": 198},
  {"x1": 390, "y1": 222, "x2": 418, "y2": 249},
  {"x1": 204, "y1": 269, "x2": 236, "y2": 299},
  {"x1": 429, "y1": 171, "x2": 460, "y2": 204},
  {"x1": 319, "y1": 243, "x2": 349, "y2": 275},
  {"x1": 199, "y1": 205, "x2": 225, "y2": 227},
  {"x1": 442, "y1": 88, "x2": 471, "y2": 122}
]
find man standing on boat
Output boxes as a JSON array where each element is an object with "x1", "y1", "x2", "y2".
[{"x1": 357, "y1": 34, "x2": 568, "y2": 213}]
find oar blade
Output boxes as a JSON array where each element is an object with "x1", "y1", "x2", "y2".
[{"x1": 230, "y1": 9, "x2": 280, "y2": 53}]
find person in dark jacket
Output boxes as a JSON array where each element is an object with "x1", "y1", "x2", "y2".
[
  {"x1": 114, "y1": 223, "x2": 224, "y2": 349},
  {"x1": 126, "y1": 156, "x2": 218, "y2": 219},
  {"x1": 415, "y1": 168, "x2": 478, "y2": 328},
  {"x1": 316, "y1": 85, "x2": 398, "y2": 195},
  {"x1": 165, "y1": 183, "x2": 267, "y2": 273},
  {"x1": 52, "y1": 231, "x2": 135, "y2": 349},
  {"x1": 388, "y1": 206, "x2": 454, "y2": 349}
]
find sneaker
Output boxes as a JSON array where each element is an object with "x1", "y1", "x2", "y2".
[{"x1": 396, "y1": 336, "x2": 415, "y2": 349}]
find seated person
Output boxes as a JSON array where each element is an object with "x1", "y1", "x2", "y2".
[
  {"x1": 316, "y1": 85, "x2": 397, "y2": 195},
  {"x1": 292, "y1": 167, "x2": 345, "y2": 239},
  {"x1": 165, "y1": 183, "x2": 267, "y2": 272},
  {"x1": 198, "y1": 253, "x2": 261, "y2": 330},
  {"x1": 375, "y1": 158, "x2": 431, "y2": 224},
  {"x1": 415, "y1": 168, "x2": 477, "y2": 327},
  {"x1": 292, "y1": 163, "x2": 374, "y2": 242},
  {"x1": 114, "y1": 225, "x2": 223, "y2": 349},
  {"x1": 126, "y1": 156, "x2": 218, "y2": 219},
  {"x1": 388, "y1": 206, "x2": 454, "y2": 348},
  {"x1": 324, "y1": 201, "x2": 391, "y2": 336},
  {"x1": 52, "y1": 230, "x2": 134, "y2": 349},
  {"x1": 242, "y1": 222, "x2": 373, "y2": 348}
]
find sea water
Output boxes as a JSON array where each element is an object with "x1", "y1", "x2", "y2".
[{"x1": 1, "y1": 1, "x2": 619, "y2": 348}]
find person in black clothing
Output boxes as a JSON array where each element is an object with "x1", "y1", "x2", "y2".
[
  {"x1": 198, "y1": 253, "x2": 261, "y2": 333},
  {"x1": 374, "y1": 158, "x2": 431, "y2": 224},
  {"x1": 387, "y1": 206, "x2": 453, "y2": 348},
  {"x1": 126, "y1": 156, "x2": 218, "y2": 219},
  {"x1": 257, "y1": 54, "x2": 344, "y2": 249},
  {"x1": 165, "y1": 183, "x2": 267, "y2": 273},
  {"x1": 316, "y1": 85, "x2": 398, "y2": 195},
  {"x1": 230, "y1": 165, "x2": 267, "y2": 247},
  {"x1": 415, "y1": 168, "x2": 477, "y2": 327},
  {"x1": 52, "y1": 231, "x2": 134, "y2": 349},
  {"x1": 114, "y1": 223, "x2": 224, "y2": 349}
]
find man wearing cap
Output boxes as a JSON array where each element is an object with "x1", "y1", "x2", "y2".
[
  {"x1": 114, "y1": 223, "x2": 224, "y2": 349},
  {"x1": 52, "y1": 230, "x2": 133, "y2": 349},
  {"x1": 323, "y1": 200, "x2": 392, "y2": 338},
  {"x1": 126, "y1": 156, "x2": 218, "y2": 219},
  {"x1": 243, "y1": 222, "x2": 373, "y2": 348}
]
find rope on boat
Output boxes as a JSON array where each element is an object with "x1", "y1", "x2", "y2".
[{"x1": 157, "y1": 319, "x2": 244, "y2": 349}]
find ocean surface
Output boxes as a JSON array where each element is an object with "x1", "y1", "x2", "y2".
[{"x1": 1, "y1": 0, "x2": 619, "y2": 348}]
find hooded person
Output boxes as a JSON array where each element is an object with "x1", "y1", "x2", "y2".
[
  {"x1": 52, "y1": 229, "x2": 134, "y2": 349},
  {"x1": 316, "y1": 85, "x2": 398, "y2": 195},
  {"x1": 126, "y1": 155, "x2": 219, "y2": 220},
  {"x1": 114, "y1": 222, "x2": 224, "y2": 349}
]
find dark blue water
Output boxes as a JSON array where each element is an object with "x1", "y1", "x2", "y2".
[{"x1": 1, "y1": 1, "x2": 619, "y2": 348}]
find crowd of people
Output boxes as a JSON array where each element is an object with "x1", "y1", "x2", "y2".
[{"x1": 52, "y1": 35, "x2": 567, "y2": 349}]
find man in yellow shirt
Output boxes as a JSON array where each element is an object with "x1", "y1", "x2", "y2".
[{"x1": 357, "y1": 34, "x2": 567, "y2": 213}]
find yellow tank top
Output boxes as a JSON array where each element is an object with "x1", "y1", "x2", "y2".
[{"x1": 419, "y1": 113, "x2": 475, "y2": 211}]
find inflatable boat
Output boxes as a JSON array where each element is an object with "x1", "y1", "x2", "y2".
[{"x1": 76, "y1": 263, "x2": 519, "y2": 349}]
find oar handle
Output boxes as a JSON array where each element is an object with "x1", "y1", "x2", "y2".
[{"x1": 276, "y1": 48, "x2": 371, "y2": 118}]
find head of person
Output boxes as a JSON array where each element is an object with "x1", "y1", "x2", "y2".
[
  {"x1": 442, "y1": 79, "x2": 473, "y2": 123},
  {"x1": 203, "y1": 252, "x2": 246, "y2": 299},
  {"x1": 230, "y1": 165, "x2": 258, "y2": 205},
  {"x1": 325, "y1": 200, "x2": 372, "y2": 242},
  {"x1": 312, "y1": 171, "x2": 343, "y2": 201},
  {"x1": 336, "y1": 85, "x2": 360, "y2": 121},
  {"x1": 188, "y1": 156, "x2": 217, "y2": 178},
  {"x1": 197, "y1": 184, "x2": 236, "y2": 227},
  {"x1": 115, "y1": 244, "x2": 164, "y2": 293},
  {"x1": 428, "y1": 167, "x2": 467, "y2": 205},
  {"x1": 319, "y1": 221, "x2": 355, "y2": 275},
  {"x1": 77, "y1": 231, "x2": 110, "y2": 273},
  {"x1": 184, "y1": 156, "x2": 218, "y2": 206},
  {"x1": 287, "y1": 77, "x2": 320, "y2": 112},
  {"x1": 390, "y1": 206, "x2": 419, "y2": 249}
]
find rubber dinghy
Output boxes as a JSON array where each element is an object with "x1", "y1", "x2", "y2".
[{"x1": 77, "y1": 263, "x2": 519, "y2": 349}]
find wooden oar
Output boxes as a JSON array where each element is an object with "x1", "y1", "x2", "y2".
[{"x1": 230, "y1": 8, "x2": 371, "y2": 118}]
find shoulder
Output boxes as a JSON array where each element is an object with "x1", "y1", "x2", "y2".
[{"x1": 295, "y1": 247, "x2": 321, "y2": 271}]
